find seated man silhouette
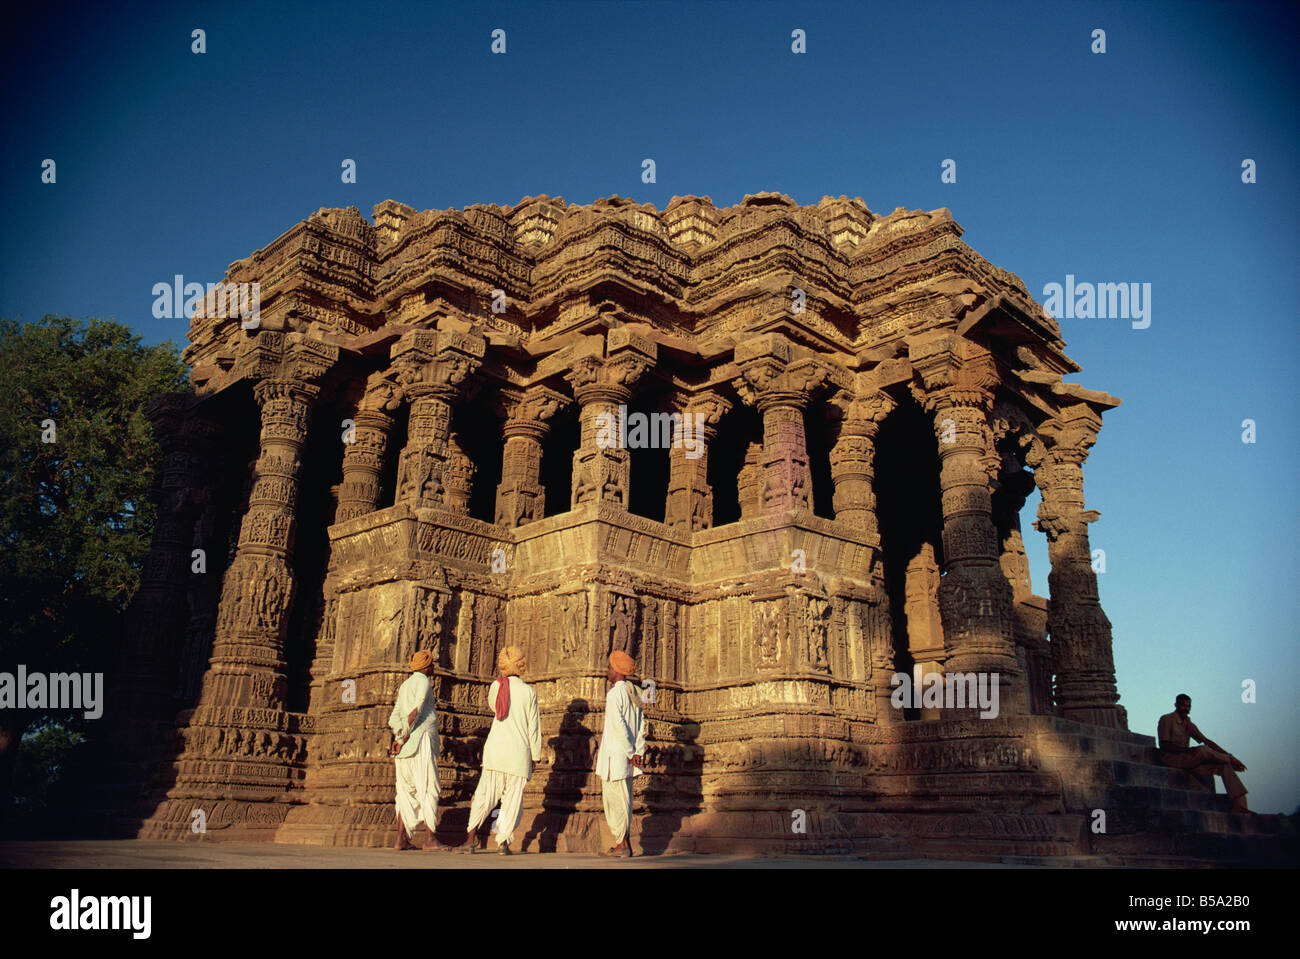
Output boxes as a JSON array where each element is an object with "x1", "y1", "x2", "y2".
[{"x1": 1156, "y1": 693, "x2": 1248, "y2": 813}]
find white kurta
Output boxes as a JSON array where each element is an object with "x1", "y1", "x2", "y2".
[
  {"x1": 481, "y1": 676, "x2": 542, "y2": 778},
  {"x1": 388, "y1": 672, "x2": 440, "y2": 832},
  {"x1": 466, "y1": 676, "x2": 542, "y2": 847},
  {"x1": 596, "y1": 679, "x2": 645, "y2": 847},
  {"x1": 388, "y1": 672, "x2": 438, "y2": 759},
  {"x1": 595, "y1": 680, "x2": 645, "y2": 782}
]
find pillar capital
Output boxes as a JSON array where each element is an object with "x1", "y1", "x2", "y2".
[
  {"x1": 828, "y1": 388, "x2": 895, "y2": 437},
  {"x1": 253, "y1": 376, "x2": 320, "y2": 408},
  {"x1": 496, "y1": 385, "x2": 569, "y2": 441},
  {"x1": 679, "y1": 389, "x2": 732, "y2": 435},
  {"x1": 234, "y1": 330, "x2": 339, "y2": 388},
  {"x1": 251, "y1": 379, "x2": 318, "y2": 455},
  {"x1": 1040, "y1": 403, "x2": 1104, "y2": 466},
  {"x1": 359, "y1": 371, "x2": 404, "y2": 415},
  {"x1": 909, "y1": 331, "x2": 999, "y2": 413},
  {"x1": 144, "y1": 393, "x2": 198, "y2": 450},
  {"x1": 733, "y1": 335, "x2": 831, "y2": 412},
  {"x1": 564, "y1": 332, "x2": 656, "y2": 405},
  {"x1": 392, "y1": 328, "x2": 486, "y2": 401}
]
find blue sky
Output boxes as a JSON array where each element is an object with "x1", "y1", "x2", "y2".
[{"x1": 2, "y1": 0, "x2": 1296, "y2": 812}]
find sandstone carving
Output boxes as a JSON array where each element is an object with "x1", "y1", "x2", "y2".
[{"x1": 122, "y1": 194, "x2": 1140, "y2": 858}]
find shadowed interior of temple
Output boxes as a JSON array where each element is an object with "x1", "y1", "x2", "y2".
[{"x1": 873, "y1": 396, "x2": 944, "y2": 722}]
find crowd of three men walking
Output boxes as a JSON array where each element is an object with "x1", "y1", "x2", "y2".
[{"x1": 387, "y1": 646, "x2": 645, "y2": 856}]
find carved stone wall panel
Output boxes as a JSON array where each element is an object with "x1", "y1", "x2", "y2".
[{"x1": 331, "y1": 581, "x2": 415, "y2": 672}]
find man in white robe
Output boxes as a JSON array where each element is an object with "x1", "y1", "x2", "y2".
[
  {"x1": 462, "y1": 646, "x2": 542, "y2": 855},
  {"x1": 595, "y1": 649, "x2": 646, "y2": 858},
  {"x1": 388, "y1": 648, "x2": 443, "y2": 850}
]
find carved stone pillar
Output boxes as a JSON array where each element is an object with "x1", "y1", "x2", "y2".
[
  {"x1": 565, "y1": 329, "x2": 657, "y2": 510},
  {"x1": 336, "y1": 375, "x2": 400, "y2": 523},
  {"x1": 904, "y1": 542, "x2": 947, "y2": 720},
  {"x1": 912, "y1": 334, "x2": 1021, "y2": 713},
  {"x1": 494, "y1": 386, "x2": 567, "y2": 527},
  {"x1": 304, "y1": 592, "x2": 340, "y2": 717},
  {"x1": 995, "y1": 461, "x2": 1053, "y2": 716},
  {"x1": 994, "y1": 466, "x2": 1036, "y2": 599},
  {"x1": 392, "y1": 329, "x2": 486, "y2": 511},
  {"x1": 733, "y1": 334, "x2": 828, "y2": 514},
  {"x1": 199, "y1": 378, "x2": 318, "y2": 710},
  {"x1": 758, "y1": 400, "x2": 811, "y2": 512},
  {"x1": 444, "y1": 433, "x2": 474, "y2": 514},
  {"x1": 176, "y1": 484, "x2": 228, "y2": 707},
  {"x1": 665, "y1": 391, "x2": 731, "y2": 530},
  {"x1": 119, "y1": 398, "x2": 219, "y2": 719},
  {"x1": 737, "y1": 442, "x2": 764, "y2": 520},
  {"x1": 136, "y1": 335, "x2": 338, "y2": 838},
  {"x1": 865, "y1": 559, "x2": 900, "y2": 723},
  {"x1": 827, "y1": 390, "x2": 894, "y2": 535},
  {"x1": 1035, "y1": 404, "x2": 1123, "y2": 728}
]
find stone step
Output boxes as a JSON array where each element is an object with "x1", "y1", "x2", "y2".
[
  {"x1": 1080, "y1": 801, "x2": 1293, "y2": 839},
  {"x1": 1034, "y1": 731, "x2": 1156, "y2": 764},
  {"x1": 660, "y1": 809, "x2": 1090, "y2": 858},
  {"x1": 1081, "y1": 778, "x2": 1285, "y2": 821},
  {"x1": 1090, "y1": 829, "x2": 1298, "y2": 865},
  {"x1": 1112, "y1": 779, "x2": 1232, "y2": 810},
  {"x1": 1024, "y1": 714, "x2": 1156, "y2": 747},
  {"x1": 999, "y1": 854, "x2": 1115, "y2": 867},
  {"x1": 1082, "y1": 783, "x2": 1231, "y2": 815},
  {"x1": 1063, "y1": 758, "x2": 1218, "y2": 791}
]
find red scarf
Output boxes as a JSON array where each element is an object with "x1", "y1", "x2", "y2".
[{"x1": 494, "y1": 676, "x2": 511, "y2": 721}]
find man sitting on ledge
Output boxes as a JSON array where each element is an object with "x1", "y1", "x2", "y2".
[{"x1": 1156, "y1": 693, "x2": 1249, "y2": 814}]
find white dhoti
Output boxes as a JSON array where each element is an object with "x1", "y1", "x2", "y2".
[
  {"x1": 394, "y1": 731, "x2": 440, "y2": 834},
  {"x1": 601, "y1": 776, "x2": 634, "y2": 843},
  {"x1": 466, "y1": 769, "x2": 527, "y2": 846}
]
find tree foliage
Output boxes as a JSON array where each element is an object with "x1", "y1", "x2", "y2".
[{"x1": 0, "y1": 315, "x2": 188, "y2": 729}]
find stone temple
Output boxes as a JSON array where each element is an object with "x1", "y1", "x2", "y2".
[{"x1": 102, "y1": 193, "x2": 1285, "y2": 861}]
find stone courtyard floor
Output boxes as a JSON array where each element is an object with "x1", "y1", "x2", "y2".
[{"x1": 0, "y1": 839, "x2": 1056, "y2": 869}]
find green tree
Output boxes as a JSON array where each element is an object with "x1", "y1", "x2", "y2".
[{"x1": 0, "y1": 315, "x2": 188, "y2": 825}]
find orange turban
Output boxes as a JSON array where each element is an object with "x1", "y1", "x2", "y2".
[
  {"x1": 497, "y1": 646, "x2": 527, "y2": 677},
  {"x1": 409, "y1": 649, "x2": 434, "y2": 672},
  {"x1": 609, "y1": 650, "x2": 636, "y2": 676}
]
